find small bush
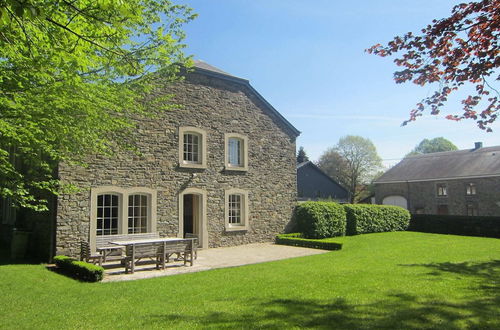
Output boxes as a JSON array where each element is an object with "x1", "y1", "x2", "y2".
[
  {"x1": 54, "y1": 255, "x2": 104, "y2": 282},
  {"x1": 295, "y1": 202, "x2": 346, "y2": 239},
  {"x1": 276, "y1": 233, "x2": 342, "y2": 250},
  {"x1": 344, "y1": 204, "x2": 410, "y2": 235}
]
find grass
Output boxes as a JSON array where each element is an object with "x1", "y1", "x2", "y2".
[{"x1": 1, "y1": 232, "x2": 499, "y2": 329}]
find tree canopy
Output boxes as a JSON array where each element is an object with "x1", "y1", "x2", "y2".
[
  {"x1": 0, "y1": 0, "x2": 196, "y2": 210},
  {"x1": 317, "y1": 135, "x2": 382, "y2": 203},
  {"x1": 367, "y1": 0, "x2": 499, "y2": 131},
  {"x1": 407, "y1": 137, "x2": 458, "y2": 156}
]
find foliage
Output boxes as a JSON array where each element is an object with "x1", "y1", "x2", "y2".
[
  {"x1": 410, "y1": 214, "x2": 500, "y2": 238},
  {"x1": 343, "y1": 204, "x2": 410, "y2": 235},
  {"x1": 318, "y1": 135, "x2": 382, "y2": 203},
  {"x1": 296, "y1": 146, "x2": 309, "y2": 163},
  {"x1": 53, "y1": 255, "x2": 104, "y2": 282},
  {"x1": 0, "y1": 0, "x2": 196, "y2": 210},
  {"x1": 295, "y1": 201, "x2": 346, "y2": 239},
  {"x1": 275, "y1": 233, "x2": 343, "y2": 250},
  {"x1": 1, "y1": 232, "x2": 500, "y2": 328},
  {"x1": 407, "y1": 137, "x2": 458, "y2": 156},
  {"x1": 367, "y1": 0, "x2": 499, "y2": 131}
]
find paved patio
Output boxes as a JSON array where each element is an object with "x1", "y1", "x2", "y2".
[{"x1": 102, "y1": 242, "x2": 329, "y2": 282}]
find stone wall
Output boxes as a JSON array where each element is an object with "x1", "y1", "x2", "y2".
[
  {"x1": 55, "y1": 71, "x2": 297, "y2": 257},
  {"x1": 374, "y1": 177, "x2": 500, "y2": 216}
]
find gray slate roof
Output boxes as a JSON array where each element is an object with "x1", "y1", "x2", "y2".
[{"x1": 375, "y1": 146, "x2": 500, "y2": 183}]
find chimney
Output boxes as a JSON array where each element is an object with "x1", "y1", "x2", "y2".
[{"x1": 474, "y1": 142, "x2": 483, "y2": 150}]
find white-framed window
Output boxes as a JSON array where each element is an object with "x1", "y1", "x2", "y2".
[
  {"x1": 466, "y1": 183, "x2": 477, "y2": 195},
  {"x1": 436, "y1": 183, "x2": 447, "y2": 197},
  {"x1": 224, "y1": 189, "x2": 249, "y2": 231},
  {"x1": 178, "y1": 127, "x2": 207, "y2": 168},
  {"x1": 128, "y1": 194, "x2": 148, "y2": 234},
  {"x1": 224, "y1": 133, "x2": 248, "y2": 171},
  {"x1": 90, "y1": 187, "x2": 157, "y2": 251},
  {"x1": 96, "y1": 194, "x2": 120, "y2": 236}
]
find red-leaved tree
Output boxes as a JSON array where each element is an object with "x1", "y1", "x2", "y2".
[{"x1": 367, "y1": 0, "x2": 499, "y2": 131}]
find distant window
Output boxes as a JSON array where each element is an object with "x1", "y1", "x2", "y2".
[
  {"x1": 466, "y1": 183, "x2": 476, "y2": 195},
  {"x1": 466, "y1": 203, "x2": 478, "y2": 216},
  {"x1": 437, "y1": 183, "x2": 447, "y2": 197},
  {"x1": 437, "y1": 204, "x2": 448, "y2": 215}
]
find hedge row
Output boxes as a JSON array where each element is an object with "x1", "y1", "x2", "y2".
[
  {"x1": 295, "y1": 202, "x2": 346, "y2": 239},
  {"x1": 275, "y1": 233, "x2": 343, "y2": 250},
  {"x1": 344, "y1": 204, "x2": 410, "y2": 235},
  {"x1": 54, "y1": 255, "x2": 104, "y2": 282},
  {"x1": 409, "y1": 214, "x2": 500, "y2": 238},
  {"x1": 294, "y1": 202, "x2": 410, "y2": 238}
]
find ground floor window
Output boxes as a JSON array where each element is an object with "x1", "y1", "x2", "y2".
[
  {"x1": 96, "y1": 194, "x2": 119, "y2": 235},
  {"x1": 466, "y1": 202, "x2": 478, "y2": 216},
  {"x1": 128, "y1": 194, "x2": 148, "y2": 233},
  {"x1": 91, "y1": 187, "x2": 157, "y2": 243},
  {"x1": 225, "y1": 189, "x2": 249, "y2": 231}
]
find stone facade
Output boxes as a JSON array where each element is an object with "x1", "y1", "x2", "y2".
[
  {"x1": 55, "y1": 68, "x2": 299, "y2": 257},
  {"x1": 374, "y1": 176, "x2": 500, "y2": 216}
]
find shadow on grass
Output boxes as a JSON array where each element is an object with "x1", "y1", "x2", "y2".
[
  {"x1": 0, "y1": 248, "x2": 40, "y2": 266},
  {"x1": 144, "y1": 259, "x2": 500, "y2": 329}
]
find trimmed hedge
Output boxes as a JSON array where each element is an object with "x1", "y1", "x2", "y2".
[
  {"x1": 409, "y1": 214, "x2": 500, "y2": 238},
  {"x1": 276, "y1": 233, "x2": 342, "y2": 250},
  {"x1": 344, "y1": 204, "x2": 410, "y2": 235},
  {"x1": 295, "y1": 202, "x2": 346, "y2": 239},
  {"x1": 53, "y1": 255, "x2": 104, "y2": 282}
]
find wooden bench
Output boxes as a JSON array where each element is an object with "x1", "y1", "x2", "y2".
[
  {"x1": 124, "y1": 242, "x2": 165, "y2": 274},
  {"x1": 80, "y1": 241, "x2": 103, "y2": 266},
  {"x1": 184, "y1": 233, "x2": 198, "y2": 260},
  {"x1": 158, "y1": 239, "x2": 195, "y2": 269},
  {"x1": 95, "y1": 232, "x2": 160, "y2": 262}
]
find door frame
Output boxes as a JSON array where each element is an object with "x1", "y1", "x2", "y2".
[{"x1": 178, "y1": 188, "x2": 208, "y2": 249}]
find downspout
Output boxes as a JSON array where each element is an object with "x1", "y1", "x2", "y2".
[{"x1": 406, "y1": 180, "x2": 411, "y2": 212}]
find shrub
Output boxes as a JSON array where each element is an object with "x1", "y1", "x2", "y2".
[
  {"x1": 295, "y1": 202, "x2": 346, "y2": 239},
  {"x1": 275, "y1": 233, "x2": 342, "y2": 250},
  {"x1": 409, "y1": 214, "x2": 500, "y2": 238},
  {"x1": 53, "y1": 255, "x2": 104, "y2": 282},
  {"x1": 344, "y1": 204, "x2": 410, "y2": 235}
]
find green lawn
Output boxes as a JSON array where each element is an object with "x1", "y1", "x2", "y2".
[{"x1": 1, "y1": 232, "x2": 499, "y2": 329}]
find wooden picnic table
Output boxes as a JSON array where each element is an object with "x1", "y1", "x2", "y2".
[{"x1": 109, "y1": 237, "x2": 194, "y2": 274}]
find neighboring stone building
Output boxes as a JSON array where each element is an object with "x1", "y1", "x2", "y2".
[
  {"x1": 297, "y1": 161, "x2": 348, "y2": 202},
  {"x1": 374, "y1": 143, "x2": 500, "y2": 216},
  {"x1": 43, "y1": 60, "x2": 300, "y2": 257}
]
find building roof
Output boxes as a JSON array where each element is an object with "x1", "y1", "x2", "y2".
[
  {"x1": 191, "y1": 60, "x2": 300, "y2": 137},
  {"x1": 297, "y1": 161, "x2": 348, "y2": 193},
  {"x1": 375, "y1": 145, "x2": 500, "y2": 183}
]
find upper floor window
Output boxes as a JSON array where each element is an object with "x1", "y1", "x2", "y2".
[
  {"x1": 436, "y1": 183, "x2": 447, "y2": 197},
  {"x1": 179, "y1": 127, "x2": 207, "y2": 168},
  {"x1": 225, "y1": 189, "x2": 249, "y2": 231},
  {"x1": 224, "y1": 133, "x2": 248, "y2": 171},
  {"x1": 466, "y1": 183, "x2": 476, "y2": 195}
]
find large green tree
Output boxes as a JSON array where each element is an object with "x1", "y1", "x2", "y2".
[
  {"x1": 0, "y1": 0, "x2": 196, "y2": 210},
  {"x1": 407, "y1": 137, "x2": 458, "y2": 156},
  {"x1": 317, "y1": 135, "x2": 382, "y2": 203}
]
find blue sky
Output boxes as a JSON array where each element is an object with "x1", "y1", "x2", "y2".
[{"x1": 181, "y1": 0, "x2": 498, "y2": 167}]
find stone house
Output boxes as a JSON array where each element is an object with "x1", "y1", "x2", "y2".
[
  {"x1": 20, "y1": 60, "x2": 300, "y2": 258},
  {"x1": 297, "y1": 161, "x2": 348, "y2": 202},
  {"x1": 374, "y1": 143, "x2": 500, "y2": 216}
]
